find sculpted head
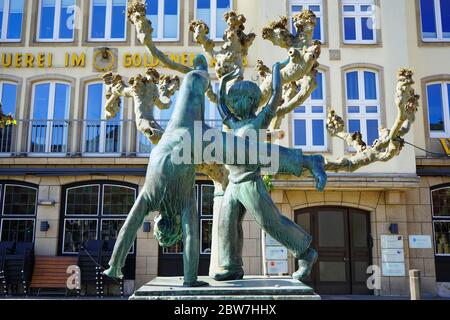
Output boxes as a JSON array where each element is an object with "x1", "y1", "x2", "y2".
[{"x1": 227, "y1": 80, "x2": 262, "y2": 119}]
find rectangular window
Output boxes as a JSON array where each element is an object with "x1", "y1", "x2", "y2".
[
  {"x1": 195, "y1": 0, "x2": 231, "y2": 41},
  {"x1": 290, "y1": 0, "x2": 323, "y2": 42},
  {"x1": 89, "y1": 0, "x2": 126, "y2": 41},
  {"x1": 345, "y1": 70, "x2": 381, "y2": 147},
  {"x1": 342, "y1": 0, "x2": 376, "y2": 44},
  {"x1": 84, "y1": 83, "x2": 123, "y2": 154},
  {"x1": 420, "y1": 0, "x2": 450, "y2": 41},
  {"x1": 0, "y1": 0, "x2": 24, "y2": 42},
  {"x1": 293, "y1": 72, "x2": 327, "y2": 152},
  {"x1": 146, "y1": 0, "x2": 180, "y2": 41},
  {"x1": 38, "y1": 0, "x2": 75, "y2": 42},
  {"x1": 427, "y1": 82, "x2": 450, "y2": 137}
]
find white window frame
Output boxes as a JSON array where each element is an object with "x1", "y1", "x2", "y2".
[
  {"x1": 0, "y1": 0, "x2": 23, "y2": 42},
  {"x1": 37, "y1": 0, "x2": 75, "y2": 42},
  {"x1": 83, "y1": 82, "x2": 123, "y2": 156},
  {"x1": 62, "y1": 218, "x2": 98, "y2": 254},
  {"x1": 289, "y1": 0, "x2": 324, "y2": 42},
  {"x1": 426, "y1": 81, "x2": 450, "y2": 138},
  {"x1": 421, "y1": 0, "x2": 450, "y2": 42},
  {"x1": 147, "y1": 0, "x2": 180, "y2": 42},
  {"x1": 65, "y1": 184, "x2": 101, "y2": 217},
  {"x1": 342, "y1": 0, "x2": 377, "y2": 44},
  {"x1": 194, "y1": 0, "x2": 232, "y2": 41},
  {"x1": 101, "y1": 184, "x2": 137, "y2": 216},
  {"x1": 345, "y1": 69, "x2": 381, "y2": 147},
  {"x1": 88, "y1": 0, "x2": 127, "y2": 42},
  {"x1": 28, "y1": 81, "x2": 71, "y2": 156},
  {"x1": 292, "y1": 72, "x2": 328, "y2": 152},
  {"x1": 0, "y1": 184, "x2": 38, "y2": 243}
]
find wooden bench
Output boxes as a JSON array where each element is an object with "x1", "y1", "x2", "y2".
[{"x1": 30, "y1": 256, "x2": 78, "y2": 295}]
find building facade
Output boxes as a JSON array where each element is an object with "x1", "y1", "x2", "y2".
[{"x1": 0, "y1": 0, "x2": 449, "y2": 297}]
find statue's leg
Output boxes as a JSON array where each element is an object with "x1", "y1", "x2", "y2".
[
  {"x1": 182, "y1": 195, "x2": 208, "y2": 287},
  {"x1": 238, "y1": 178, "x2": 317, "y2": 280},
  {"x1": 212, "y1": 183, "x2": 246, "y2": 281},
  {"x1": 104, "y1": 188, "x2": 154, "y2": 279}
]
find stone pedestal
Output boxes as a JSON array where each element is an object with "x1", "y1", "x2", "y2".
[{"x1": 130, "y1": 276, "x2": 321, "y2": 300}]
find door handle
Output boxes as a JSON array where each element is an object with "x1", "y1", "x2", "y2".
[{"x1": 343, "y1": 258, "x2": 349, "y2": 261}]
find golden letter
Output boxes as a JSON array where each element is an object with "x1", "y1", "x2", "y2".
[
  {"x1": 181, "y1": 53, "x2": 189, "y2": 66},
  {"x1": 25, "y1": 54, "x2": 34, "y2": 67},
  {"x1": 2, "y1": 53, "x2": 12, "y2": 67},
  {"x1": 123, "y1": 53, "x2": 132, "y2": 67},
  {"x1": 37, "y1": 53, "x2": 45, "y2": 68},
  {"x1": 169, "y1": 53, "x2": 180, "y2": 64},
  {"x1": 71, "y1": 53, "x2": 85, "y2": 67},
  {"x1": 47, "y1": 53, "x2": 53, "y2": 67},
  {"x1": 132, "y1": 53, "x2": 142, "y2": 67},
  {"x1": 14, "y1": 53, "x2": 22, "y2": 68},
  {"x1": 144, "y1": 54, "x2": 158, "y2": 67},
  {"x1": 65, "y1": 53, "x2": 69, "y2": 67},
  {"x1": 440, "y1": 139, "x2": 450, "y2": 155}
]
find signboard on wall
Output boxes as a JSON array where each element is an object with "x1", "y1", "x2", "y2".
[
  {"x1": 264, "y1": 233, "x2": 289, "y2": 275},
  {"x1": 409, "y1": 235, "x2": 432, "y2": 249},
  {"x1": 267, "y1": 261, "x2": 288, "y2": 274},
  {"x1": 382, "y1": 262, "x2": 406, "y2": 277},
  {"x1": 382, "y1": 249, "x2": 405, "y2": 263},
  {"x1": 381, "y1": 235, "x2": 404, "y2": 249}
]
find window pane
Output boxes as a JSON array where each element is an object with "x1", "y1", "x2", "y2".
[
  {"x1": 364, "y1": 71, "x2": 377, "y2": 99},
  {"x1": 346, "y1": 71, "x2": 359, "y2": 100},
  {"x1": 313, "y1": 16, "x2": 321, "y2": 40},
  {"x1": 311, "y1": 72, "x2": 323, "y2": 100},
  {"x1": 216, "y1": 0, "x2": 230, "y2": 38},
  {"x1": 361, "y1": 17, "x2": 374, "y2": 40},
  {"x1": 201, "y1": 219, "x2": 213, "y2": 254},
  {"x1": 294, "y1": 105, "x2": 306, "y2": 113},
  {"x1": 146, "y1": 0, "x2": 159, "y2": 37},
  {"x1": 101, "y1": 219, "x2": 124, "y2": 241},
  {"x1": 420, "y1": 0, "x2": 437, "y2": 38},
  {"x1": 427, "y1": 83, "x2": 445, "y2": 131},
  {"x1": 292, "y1": 5, "x2": 302, "y2": 13},
  {"x1": 366, "y1": 106, "x2": 378, "y2": 113},
  {"x1": 31, "y1": 84, "x2": 50, "y2": 153},
  {"x1": 197, "y1": 0, "x2": 211, "y2": 32},
  {"x1": 0, "y1": 0, "x2": 4, "y2": 37},
  {"x1": 63, "y1": 219, "x2": 97, "y2": 253},
  {"x1": 85, "y1": 84, "x2": 103, "y2": 152},
  {"x1": 344, "y1": 17, "x2": 356, "y2": 40},
  {"x1": 39, "y1": 0, "x2": 55, "y2": 39},
  {"x1": 441, "y1": 0, "x2": 450, "y2": 38},
  {"x1": 111, "y1": 0, "x2": 126, "y2": 38},
  {"x1": 201, "y1": 185, "x2": 214, "y2": 216},
  {"x1": 311, "y1": 106, "x2": 323, "y2": 113},
  {"x1": 434, "y1": 221, "x2": 450, "y2": 254},
  {"x1": 294, "y1": 119, "x2": 307, "y2": 146},
  {"x1": 348, "y1": 106, "x2": 360, "y2": 113},
  {"x1": 52, "y1": 84, "x2": 70, "y2": 153},
  {"x1": 1, "y1": 83, "x2": 17, "y2": 115},
  {"x1": 348, "y1": 119, "x2": 361, "y2": 133},
  {"x1": 102, "y1": 185, "x2": 135, "y2": 215},
  {"x1": 1, "y1": 220, "x2": 34, "y2": 242},
  {"x1": 60, "y1": 0, "x2": 75, "y2": 39},
  {"x1": 3, "y1": 185, "x2": 37, "y2": 215},
  {"x1": 66, "y1": 185, "x2": 100, "y2": 215},
  {"x1": 7, "y1": 0, "x2": 23, "y2": 39},
  {"x1": 432, "y1": 187, "x2": 450, "y2": 216},
  {"x1": 91, "y1": 0, "x2": 107, "y2": 38},
  {"x1": 366, "y1": 119, "x2": 379, "y2": 145},
  {"x1": 163, "y1": 0, "x2": 178, "y2": 39},
  {"x1": 343, "y1": 5, "x2": 355, "y2": 12},
  {"x1": 312, "y1": 119, "x2": 325, "y2": 146}
]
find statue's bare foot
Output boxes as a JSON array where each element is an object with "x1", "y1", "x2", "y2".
[
  {"x1": 292, "y1": 248, "x2": 318, "y2": 281},
  {"x1": 211, "y1": 268, "x2": 244, "y2": 281},
  {"x1": 103, "y1": 266, "x2": 124, "y2": 279},
  {"x1": 183, "y1": 280, "x2": 209, "y2": 287},
  {"x1": 309, "y1": 155, "x2": 327, "y2": 192}
]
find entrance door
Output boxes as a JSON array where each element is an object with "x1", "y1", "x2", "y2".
[
  {"x1": 158, "y1": 182, "x2": 214, "y2": 276},
  {"x1": 295, "y1": 207, "x2": 373, "y2": 295}
]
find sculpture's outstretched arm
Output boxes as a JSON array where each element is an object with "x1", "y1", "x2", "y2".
[
  {"x1": 217, "y1": 69, "x2": 240, "y2": 129},
  {"x1": 127, "y1": 0, "x2": 192, "y2": 74},
  {"x1": 325, "y1": 68, "x2": 420, "y2": 172}
]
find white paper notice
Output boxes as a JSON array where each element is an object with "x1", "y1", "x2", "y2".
[{"x1": 382, "y1": 263, "x2": 406, "y2": 276}]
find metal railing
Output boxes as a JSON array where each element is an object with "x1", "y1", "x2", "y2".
[{"x1": 1, "y1": 119, "x2": 223, "y2": 156}]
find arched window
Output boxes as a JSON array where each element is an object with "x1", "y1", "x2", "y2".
[
  {"x1": 60, "y1": 181, "x2": 137, "y2": 254},
  {"x1": 431, "y1": 185, "x2": 450, "y2": 256},
  {"x1": 426, "y1": 81, "x2": 450, "y2": 138},
  {"x1": 0, "y1": 80, "x2": 17, "y2": 153},
  {"x1": 29, "y1": 81, "x2": 71, "y2": 154},
  {"x1": 292, "y1": 71, "x2": 327, "y2": 151},
  {"x1": 0, "y1": 182, "x2": 38, "y2": 243},
  {"x1": 83, "y1": 82, "x2": 122, "y2": 155},
  {"x1": 345, "y1": 69, "x2": 381, "y2": 146}
]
